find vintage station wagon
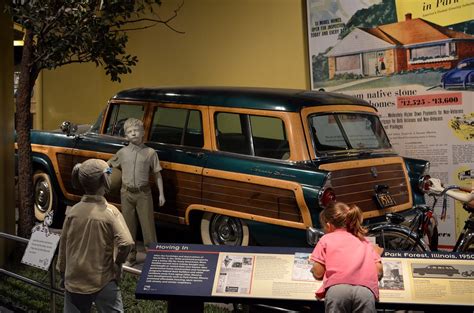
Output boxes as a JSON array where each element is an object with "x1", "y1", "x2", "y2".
[
  {"x1": 413, "y1": 265, "x2": 460, "y2": 276},
  {"x1": 24, "y1": 87, "x2": 430, "y2": 246}
]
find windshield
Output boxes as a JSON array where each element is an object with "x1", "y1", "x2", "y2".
[
  {"x1": 89, "y1": 109, "x2": 104, "y2": 134},
  {"x1": 308, "y1": 113, "x2": 391, "y2": 155},
  {"x1": 457, "y1": 60, "x2": 474, "y2": 70}
]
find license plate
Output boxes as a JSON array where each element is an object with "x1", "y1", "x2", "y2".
[{"x1": 375, "y1": 192, "x2": 396, "y2": 209}]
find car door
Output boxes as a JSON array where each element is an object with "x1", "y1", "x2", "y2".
[
  {"x1": 145, "y1": 103, "x2": 209, "y2": 224},
  {"x1": 203, "y1": 108, "x2": 303, "y2": 224}
]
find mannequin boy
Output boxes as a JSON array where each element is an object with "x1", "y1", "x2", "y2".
[
  {"x1": 57, "y1": 159, "x2": 133, "y2": 312},
  {"x1": 108, "y1": 118, "x2": 165, "y2": 266}
]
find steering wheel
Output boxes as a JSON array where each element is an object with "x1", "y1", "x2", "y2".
[{"x1": 114, "y1": 118, "x2": 128, "y2": 137}]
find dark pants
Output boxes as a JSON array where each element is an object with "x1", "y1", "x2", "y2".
[{"x1": 64, "y1": 280, "x2": 123, "y2": 313}]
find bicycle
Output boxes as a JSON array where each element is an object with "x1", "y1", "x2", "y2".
[
  {"x1": 369, "y1": 178, "x2": 474, "y2": 252},
  {"x1": 366, "y1": 207, "x2": 435, "y2": 252}
]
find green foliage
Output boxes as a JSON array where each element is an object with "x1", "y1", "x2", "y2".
[
  {"x1": 339, "y1": 0, "x2": 397, "y2": 40},
  {"x1": 448, "y1": 20, "x2": 474, "y2": 35},
  {"x1": 332, "y1": 72, "x2": 364, "y2": 80},
  {"x1": 311, "y1": 52, "x2": 329, "y2": 83},
  {"x1": 120, "y1": 273, "x2": 167, "y2": 312},
  {"x1": 5, "y1": 0, "x2": 176, "y2": 82},
  {"x1": 0, "y1": 260, "x2": 62, "y2": 312}
]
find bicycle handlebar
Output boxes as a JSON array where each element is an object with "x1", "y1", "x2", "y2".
[
  {"x1": 428, "y1": 179, "x2": 473, "y2": 202},
  {"x1": 427, "y1": 179, "x2": 474, "y2": 220},
  {"x1": 438, "y1": 185, "x2": 463, "y2": 196}
]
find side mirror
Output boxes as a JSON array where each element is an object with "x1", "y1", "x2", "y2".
[
  {"x1": 306, "y1": 227, "x2": 325, "y2": 246},
  {"x1": 60, "y1": 121, "x2": 78, "y2": 137}
]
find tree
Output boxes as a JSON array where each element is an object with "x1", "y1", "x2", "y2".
[
  {"x1": 338, "y1": 0, "x2": 396, "y2": 40},
  {"x1": 311, "y1": 49, "x2": 329, "y2": 84},
  {"x1": 449, "y1": 20, "x2": 474, "y2": 35},
  {"x1": 6, "y1": 0, "x2": 183, "y2": 238}
]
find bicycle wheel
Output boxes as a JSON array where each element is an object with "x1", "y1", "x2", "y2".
[
  {"x1": 368, "y1": 230, "x2": 427, "y2": 251},
  {"x1": 455, "y1": 232, "x2": 474, "y2": 253}
]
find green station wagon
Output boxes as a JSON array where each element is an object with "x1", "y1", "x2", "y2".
[{"x1": 21, "y1": 87, "x2": 431, "y2": 246}]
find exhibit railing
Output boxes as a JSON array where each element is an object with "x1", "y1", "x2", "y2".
[
  {"x1": 0, "y1": 231, "x2": 141, "y2": 313},
  {"x1": 0, "y1": 231, "x2": 61, "y2": 313}
]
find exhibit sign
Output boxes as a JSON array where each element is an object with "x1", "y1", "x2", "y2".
[
  {"x1": 306, "y1": 0, "x2": 474, "y2": 248},
  {"x1": 21, "y1": 226, "x2": 60, "y2": 271},
  {"x1": 380, "y1": 251, "x2": 474, "y2": 305},
  {"x1": 136, "y1": 243, "x2": 474, "y2": 306},
  {"x1": 135, "y1": 243, "x2": 317, "y2": 300}
]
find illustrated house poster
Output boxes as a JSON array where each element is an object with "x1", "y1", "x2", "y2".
[{"x1": 307, "y1": 0, "x2": 474, "y2": 248}]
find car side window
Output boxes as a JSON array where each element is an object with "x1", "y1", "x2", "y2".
[
  {"x1": 250, "y1": 115, "x2": 289, "y2": 159},
  {"x1": 215, "y1": 112, "x2": 289, "y2": 159},
  {"x1": 104, "y1": 104, "x2": 145, "y2": 137},
  {"x1": 150, "y1": 107, "x2": 203, "y2": 147}
]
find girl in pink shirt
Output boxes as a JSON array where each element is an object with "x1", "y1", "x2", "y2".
[{"x1": 310, "y1": 202, "x2": 383, "y2": 313}]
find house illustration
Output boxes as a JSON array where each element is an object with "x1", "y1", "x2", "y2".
[{"x1": 326, "y1": 13, "x2": 474, "y2": 79}]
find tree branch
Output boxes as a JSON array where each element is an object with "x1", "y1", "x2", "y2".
[
  {"x1": 39, "y1": 7, "x2": 64, "y2": 38},
  {"x1": 111, "y1": 22, "x2": 161, "y2": 32},
  {"x1": 112, "y1": 1, "x2": 184, "y2": 34},
  {"x1": 112, "y1": 18, "x2": 184, "y2": 34},
  {"x1": 54, "y1": 58, "x2": 92, "y2": 68}
]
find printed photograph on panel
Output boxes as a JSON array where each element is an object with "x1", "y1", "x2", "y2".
[
  {"x1": 215, "y1": 254, "x2": 255, "y2": 294},
  {"x1": 292, "y1": 253, "x2": 316, "y2": 282},
  {"x1": 380, "y1": 260, "x2": 405, "y2": 290},
  {"x1": 411, "y1": 263, "x2": 461, "y2": 278}
]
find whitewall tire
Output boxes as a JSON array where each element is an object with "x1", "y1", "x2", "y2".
[
  {"x1": 33, "y1": 171, "x2": 56, "y2": 221},
  {"x1": 200, "y1": 212, "x2": 249, "y2": 246}
]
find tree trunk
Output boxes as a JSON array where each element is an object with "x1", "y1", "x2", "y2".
[{"x1": 16, "y1": 29, "x2": 38, "y2": 238}]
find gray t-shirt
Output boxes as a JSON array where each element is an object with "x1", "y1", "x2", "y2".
[{"x1": 108, "y1": 143, "x2": 162, "y2": 188}]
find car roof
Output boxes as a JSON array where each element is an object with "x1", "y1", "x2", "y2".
[{"x1": 112, "y1": 86, "x2": 374, "y2": 112}]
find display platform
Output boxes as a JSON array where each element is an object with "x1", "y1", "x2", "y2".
[{"x1": 136, "y1": 243, "x2": 473, "y2": 311}]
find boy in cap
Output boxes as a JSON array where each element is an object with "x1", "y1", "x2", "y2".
[{"x1": 57, "y1": 159, "x2": 133, "y2": 312}]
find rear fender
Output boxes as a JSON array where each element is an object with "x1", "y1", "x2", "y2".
[{"x1": 368, "y1": 223, "x2": 430, "y2": 251}]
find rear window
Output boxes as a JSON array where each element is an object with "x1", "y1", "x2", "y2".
[{"x1": 308, "y1": 113, "x2": 391, "y2": 154}]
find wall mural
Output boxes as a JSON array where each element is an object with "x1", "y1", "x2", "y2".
[{"x1": 307, "y1": 0, "x2": 473, "y2": 248}]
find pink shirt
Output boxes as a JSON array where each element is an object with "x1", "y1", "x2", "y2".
[{"x1": 310, "y1": 229, "x2": 380, "y2": 299}]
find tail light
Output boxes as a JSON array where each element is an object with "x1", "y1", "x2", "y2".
[
  {"x1": 319, "y1": 187, "x2": 336, "y2": 208},
  {"x1": 418, "y1": 175, "x2": 432, "y2": 193}
]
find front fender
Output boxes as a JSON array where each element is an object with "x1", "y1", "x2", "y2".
[{"x1": 31, "y1": 154, "x2": 65, "y2": 201}]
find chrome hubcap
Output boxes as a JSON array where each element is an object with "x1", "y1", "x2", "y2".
[
  {"x1": 210, "y1": 215, "x2": 243, "y2": 246},
  {"x1": 35, "y1": 179, "x2": 50, "y2": 213}
]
